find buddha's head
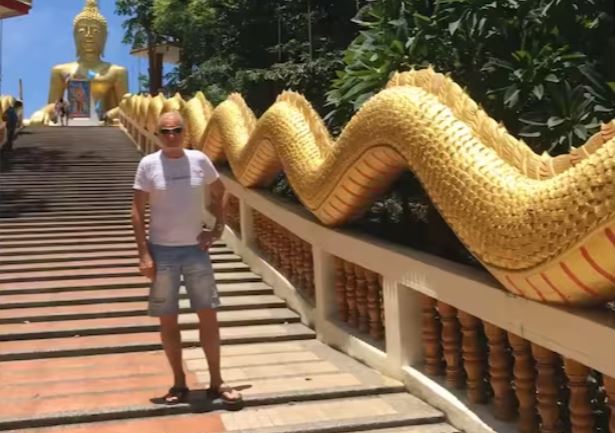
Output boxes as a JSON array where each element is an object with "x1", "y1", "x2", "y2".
[{"x1": 73, "y1": 0, "x2": 107, "y2": 59}]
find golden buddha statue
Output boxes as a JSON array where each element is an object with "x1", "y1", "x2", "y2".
[{"x1": 29, "y1": 0, "x2": 128, "y2": 125}]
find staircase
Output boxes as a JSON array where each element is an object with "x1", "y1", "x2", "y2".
[{"x1": 0, "y1": 128, "x2": 458, "y2": 433}]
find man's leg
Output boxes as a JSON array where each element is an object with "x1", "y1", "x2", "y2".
[
  {"x1": 160, "y1": 314, "x2": 186, "y2": 388},
  {"x1": 196, "y1": 308, "x2": 222, "y2": 385},
  {"x1": 5, "y1": 127, "x2": 15, "y2": 152},
  {"x1": 148, "y1": 244, "x2": 187, "y2": 403},
  {"x1": 196, "y1": 308, "x2": 241, "y2": 401},
  {"x1": 184, "y1": 246, "x2": 241, "y2": 403}
]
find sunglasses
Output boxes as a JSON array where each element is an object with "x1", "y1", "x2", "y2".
[{"x1": 158, "y1": 127, "x2": 183, "y2": 135}]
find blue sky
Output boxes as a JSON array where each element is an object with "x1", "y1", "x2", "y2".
[{"x1": 3, "y1": 1, "x2": 154, "y2": 117}]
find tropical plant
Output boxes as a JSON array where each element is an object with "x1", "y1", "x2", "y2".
[
  {"x1": 327, "y1": 0, "x2": 615, "y2": 154},
  {"x1": 115, "y1": 0, "x2": 167, "y2": 95}
]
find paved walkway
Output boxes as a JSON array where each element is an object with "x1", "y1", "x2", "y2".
[{"x1": 0, "y1": 128, "x2": 458, "y2": 432}]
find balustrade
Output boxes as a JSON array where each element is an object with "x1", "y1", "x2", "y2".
[
  {"x1": 334, "y1": 257, "x2": 384, "y2": 341},
  {"x1": 119, "y1": 112, "x2": 615, "y2": 433},
  {"x1": 224, "y1": 194, "x2": 241, "y2": 236},
  {"x1": 253, "y1": 211, "x2": 314, "y2": 302},
  {"x1": 419, "y1": 292, "x2": 613, "y2": 433}
]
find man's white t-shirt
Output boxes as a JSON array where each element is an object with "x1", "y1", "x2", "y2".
[{"x1": 133, "y1": 149, "x2": 219, "y2": 246}]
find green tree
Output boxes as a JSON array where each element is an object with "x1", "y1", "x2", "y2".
[
  {"x1": 152, "y1": 0, "x2": 362, "y2": 113},
  {"x1": 327, "y1": 0, "x2": 615, "y2": 155},
  {"x1": 115, "y1": 0, "x2": 166, "y2": 95}
]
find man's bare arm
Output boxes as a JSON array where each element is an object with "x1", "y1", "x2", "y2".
[
  {"x1": 132, "y1": 189, "x2": 154, "y2": 279},
  {"x1": 208, "y1": 179, "x2": 226, "y2": 237},
  {"x1": 198, "y1": 179, "x2": 226, "y2": 250}
]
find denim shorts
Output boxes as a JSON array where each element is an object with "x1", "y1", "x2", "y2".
[{"x1": 148, "y1": 243, "x2": 220, "y2": 316}]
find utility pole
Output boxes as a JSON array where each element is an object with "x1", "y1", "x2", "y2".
[
  {"x1": 306, "y1": 0, "x2": 312, "y2": 61},
  {"x1": 0, "y1": 20, "x2": 3, "y2": 94},
  {"x1": 277, "y1": 3, "x2": 282, "y2": 62}
]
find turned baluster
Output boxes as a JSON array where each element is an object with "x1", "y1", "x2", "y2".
[
  {"x1": 563, "y1": 358, "x2": 593, "y2": 433},
  {"x1": 291, "y1": 237, "x2": 302, "y2": 288},
  {"x1": 484, "y1": 322, "x2": 516, "y2": 420},
  {"x1": 277, "y1": 227, "x2": 285, "y2": 273},
  {"x1": 302, "y1": 241, "x2": 314, "y2": 298},
  {"x1": 508, "y1": 333, "x2": 538, "y2": 433},
  {"x1": 458, "y1": 311, "x2": 487, "y2": 403},
  {"x1": 265, "y1": 219, "x2": 273, "y2": 259},
  {"x1": 266, "y1": 219, "x2": 274, "y2": 259},
  {"x1": 287, "y1": 235, "x2": 296, "y2": 284},
  {"x1": 604, "y1": 375, "x2": 615, "y2": 433},
  {"x1": 378, "y1": 274, "x2": 385, "y2": 328},
  {"x1": 532, "y1": 344, "x2": 561, "y2": 433},
  {"x1": 334, "y1": 258, "x2": 347, "y2": 322},
  {"x1": 272, "y1": 226, "x2": 281, "y2": 268},
  {"x1": 437, "y1": 302, "x2": 464, "y2": 389},
  {"x1": 366, "y1": 270, "x2": 383, "y2": 340},
  {"x1": 255, "y1": 213, "x2": 263, "y2": 252},
  {"x1": 259, "y1": 215, "x2": 268, "y2": 256},
  {"x1": 420, "y1": 294, "x2": 443, "y2": 376},
  {"x1": 280, "y1": 230, "x2": 292, "y2": 279},
  {"x1": 262, "y1": 217, "x2": 270, "y2": 258},
  {"x1": 344, "y1": 261, "x2": 358, "y2": 328},
  {"x1": 253, "y1": 213, "x2": 261, "y2": 249},
  {"x1": 354, "y1": 266, "x2": 369, "y2": 334}
]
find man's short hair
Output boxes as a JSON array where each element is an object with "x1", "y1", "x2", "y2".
[{"x1": 158, "y1": 111, "x2": 184, "y2": 127}]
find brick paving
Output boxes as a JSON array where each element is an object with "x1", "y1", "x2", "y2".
[{"x1": 0, "y1": 128, "x2": 458, "y2": 432}]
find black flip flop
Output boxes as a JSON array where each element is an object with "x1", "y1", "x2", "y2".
[
  {"x1": 163, "y1": 386, "x2": 190, "y2": 405},
  {"x1": 207, "y1": 385, "x2": 243, "y2": 406}
]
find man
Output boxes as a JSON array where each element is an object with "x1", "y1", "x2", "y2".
[
  {"x1": 131, "y1": 111, "x2": 242, "y2": 406},
  {"x1": 1, "y1": 100, "x2": 22, "y2": 155}
]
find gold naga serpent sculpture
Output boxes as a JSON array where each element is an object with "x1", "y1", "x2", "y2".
[{"x1": 119, "y1": 68, "x2": 615, "y2": 306}]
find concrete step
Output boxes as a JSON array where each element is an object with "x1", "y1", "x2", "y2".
[
  {"x1": 0, "y1": 217, "x2": 143, "y2": 229},
  {"x1": 0, "y1": 199, "x2": 133, "y2": 211},
  {"x1": 0, "y1": 283, "x2": 275, "y2": 309},
  {"x1": 0, "y1": 254, "x2": 241, "y2": 272},
  {"x1": 0, "y1": 205, "x2": 136, "y2": 217},
  {"x1": 0, "y1": 272, "x2": 261, "y2": 295},
  {"x1": 0, "y1": 261, "x2": 248, "y2": 283},
  {"x1": 0, "y1": 243, "x2": 230, "y2": 256},
  {"x1": 0, "y1": 394, "x2": 448, "y2": 432},
  {"x1": 0, "y1": 294, "x2": 285, "y2": 323},
  {"x1": 1, "y1": 193, "x2": 134, "y2": 204},
  {"x1": 0, "y1": 223, "x2": 139, "y2": 235},
  {"x1": 0, "y1": 171, "x2": 137, "y2": 179},
  {"x1": 0, "y1": 208, "x2": 134, "y2": 219},
  {"x1": 1, "y1": 185, "x2": 135, "y2": 193},
  {"x1": 5, "y1": 160, "x2": 140, "y2": 166},
  {"x1": 0, "y1": 234, "x2": 161, "y2": 248},
  {"x1": 1, "y1": 165, "x2": 138, "y2": 171},
  {"x1": 0, "y1": 308, "x2": 301, "y2": 341},
  {"x1": 0, "y1": 178, "x2": 134, "y2": 185},
  {"x1": 0, "y1": 340, "x2": 414, "y2": 431},
  {"x1": 356, "y1": 426, "x2": 460, "y2": 433},
  {"x1": 0, "y1": 250, "x2": 140, "y2": 265},
  {"x1": 0, "y1": 323, "x2": 316, "y2": 361}
]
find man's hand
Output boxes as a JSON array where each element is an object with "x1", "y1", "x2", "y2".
[
  {"x1": 139, "y1": 253, "x2": 156, "y2": 281},
  {"x1": 198, "y1": 226, "x2": 222, "y2": 251}
]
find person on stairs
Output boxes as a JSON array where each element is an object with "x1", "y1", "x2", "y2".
[
  {"x1": 1, "y1": 100, "x2": 22, "y2": 156},
  {"x1": 131, "y1": 111, "x2": 243, "y2": 406}
]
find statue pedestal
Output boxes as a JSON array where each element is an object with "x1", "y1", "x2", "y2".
[{"x1": 67, "y1": 79, "x2": 102, "y2": 126}]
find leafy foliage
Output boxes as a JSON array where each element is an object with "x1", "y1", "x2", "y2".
[
  {"x1": 152, "y1": 0, "x2": 361, "y2": 114},
  {"x1": 115, "y1": 0, "x2": 167, "y2": 94},
  {"x1": 327, "y1": 0, "x2": 615, "y2": 155}
]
